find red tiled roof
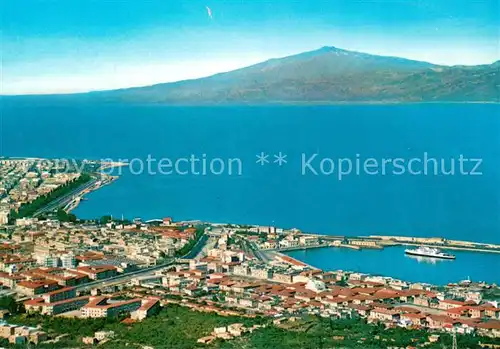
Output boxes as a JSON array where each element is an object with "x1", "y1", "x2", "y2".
[
  {"x1": 394, "y1": 306, "x2": 421, "y2": 313},
  {"x1": 83, "y1": 297, "x2": 141, "y2": 310},
  {"x1": 349, "y1": 304, "x2": 372, "y2": 311},
  {"x1": 477, "y1": 320, "x2": 500, "y2": 330},
  {"x1": 76, "y1": 265, "x2": 117, "y2": 274},
  {"x1": 278, "y1": 255, "x2": 307, "y2": 267},
  {"x1": 402, "y1": 313, "x2": 426, "y2": 319},
  {"x1": 44, "y1": 286, "x2": 75, "y2": 296},
  {"x1": 17, "y1": 279, "x2": 58, "y2": 289},
  {"x1": 372, "y1": 308, "x2": 399, "y2": 316},
  {"x1": 121, "y1": 318, "x2": 136, "y2": 325},
  {"x1": 427, "y1": 314, "x2": 456, "y2": 323},
  {"x1": 137, "y1": 298, "x2": 160, "y2": 312},
  {"x1": 441, "y1": 299, "x2": 465, "y2": 306},
  {"x1": 25, "y1": 295, "x2": 90, "y2": 307}
]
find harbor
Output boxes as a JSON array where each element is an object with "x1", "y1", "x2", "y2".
[
  {"x1": 246, "y1": 229, "x2": 500, "y2": 285},
  {"x1": 63, "y1": 174, "x2": 118, "y2": 213},
  {"x1": 48, "y1": 161, "x2": 126, "y2": 214},
  {"x1": 285, "y1": 244, "x2": 500, "y2": 285},
  {"x1": 269, "y1": 234, "x2": 500, "y2": 255}
]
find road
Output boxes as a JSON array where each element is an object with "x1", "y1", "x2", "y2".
[
  {"x1": 75, "y1": 259, "x2": 177, "y2": 291},
  {"x1": 181, "y1": 234, "x2": 209, "y2": 259},
  {"x1": 243, "y1": 239, "x2": 270, "y2": 262},
  {"x1": 33, "y1": 177, "x2": 100, "y2": 217},
  {"x1": 75, "y1": 233, "x2": 211, "y2": 291}
]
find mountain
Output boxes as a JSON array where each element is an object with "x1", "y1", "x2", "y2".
[{"x1": 7, "y1": 47, "x2": 500, "y2": 103}]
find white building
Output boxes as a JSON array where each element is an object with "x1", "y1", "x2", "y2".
[
  {"x1": 299, "y1": 236, "x2": 318, "y2": 246},
  {"x1": 0, "y1": 211, "x2": 9, "y2": 225},
  {"x1": 43, "y1": 255, "x2": 59, "y2": 268},
  {"x1": 305, "y1": 279, "x2": 326, "y2": 293},
  {"x1": 60, "y1": 253, "x2": 76, "y2": 268}
]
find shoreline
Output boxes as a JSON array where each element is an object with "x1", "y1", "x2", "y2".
[
  {"x1": 76, "y1": 186, "x2": 500, "y2": 256},
  {"x1": 64, "y1": 174, "x2": 118, "y2": 213},
  {"x1": 8, "y1": 156, "x2": 498, "y2": 277},
  {"x1": 280, "y1": 245, "x2": 500, "y2": 285}
]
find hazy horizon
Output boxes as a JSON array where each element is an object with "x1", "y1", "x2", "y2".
[
  {"x1": 3, "y1": 45, "x2": 499, "y2": 97},
  {"x1": 2, "y1": 0, "x2": 498, "y2": 95}
]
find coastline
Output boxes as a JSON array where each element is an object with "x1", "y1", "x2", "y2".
[
  {"x1": 62, "y1": 161, "x2": 127, "y2": 213},
  {"x1": 71, "y1": 169, "x2": 500, "y2": 255},
  {"x1": 2, "y1": 94, "x2": 499, "y2": 105},
  {"x1": 13, "y1": 155, "x2": 497, "y2": 286},
  {"x1": 284, "y1": 245, "x2": 500, "y2": 285},
  {"x1": 64, "y1": 174, "x2": 118, "y2": 213}
]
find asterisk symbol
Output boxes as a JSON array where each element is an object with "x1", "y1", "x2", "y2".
[
  {"x1": 274, "y1": 152, "x2": 288, "y2": 166},
  {"x1": 256, "y1": 152, "x2": 269, "y2": 166}
]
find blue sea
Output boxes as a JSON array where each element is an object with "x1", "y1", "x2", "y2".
[
  {"x1": 286, "y1": 246, "x2": 500, "y2": 285},
  {"x1": 1, "y1": 100, "x2": 499, "y2": 284}
]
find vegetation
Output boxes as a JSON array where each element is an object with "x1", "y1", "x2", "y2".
[
  {"x1": 99, "y1": 215, "x2": 114, "y2": 225},
  {"x1": 175, "y1": 226, "x2": 205, "y2": 257},
  {"x1": 89, "y1": 47, "x2": 499, "y2": 104},
  {"x1": 483, "y1": 287, "x2": 500, "y2": 301},
  {"x1": 98, "y1": 215, "x2": 132, "y2": 226},
  {"x1": 235, "y1": 230, "x2": 268, "y2": 242},
  {"x1": 8, "y1": 305, "x2": 500, "y2": 349},
  {"x1": 0, "y1": 295, "x2": 24, "y2": 314},
  {"x1": 224, "y1": 317, "x2": 496, "y2": 349},
  {"x1": 9, "y1": 304, "x2": 262, "y2": 349},
  {"x1": 56, "y1": 208, "x2": 77, "y2": 223},
  {"x1": 9, "y1": 173, "x2": 92, "y2": 220}
]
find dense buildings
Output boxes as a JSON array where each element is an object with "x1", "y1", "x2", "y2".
[
  {"x1": 0, "y1": 159, "x2": 499, "y2": 346},
  {"x1": 0, "y1": 159, "x2": 84, "y2": 224}
]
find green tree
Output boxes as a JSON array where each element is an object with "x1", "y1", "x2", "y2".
[{"x1": 0, "y1": 295, "x2": 23, "y2": 314}]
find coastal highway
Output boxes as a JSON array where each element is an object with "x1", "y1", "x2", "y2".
[
  {"x1": 243, "y1": 239, "x2": 271, "y2": 262},
  {"x1": 33, "y1": 177, "x2": 101, "y2": 217},
  {"x1": 75, "y1": 233, "x2": 211, "y2": 292},
  {"x1": 181, "y1": 234, "x2": 209, "y2": 259},
  {"x1": 17, "y1": 261, "x2": 179, "y2": 302},
  {"x1": 75, "y1": 259, "x2": 178, "y2": 292}
]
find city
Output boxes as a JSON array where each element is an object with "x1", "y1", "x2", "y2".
[{"x1": 0, "y1": 159, "x2": 498, "y2": 348}]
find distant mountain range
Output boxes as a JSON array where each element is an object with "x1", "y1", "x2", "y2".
[{"x1": 8, "y1": 47, "x2": 500, "y2": 103}]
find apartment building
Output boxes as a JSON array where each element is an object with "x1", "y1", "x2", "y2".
[
  {"x1": 16, "y1": 280, "x2": 59, "y2": 296},
  {"x1": 81, "y1": 297, "x2": 142, "y2": 318},
  {"x1": 75, "y1": 265, "x2": 117, "y2": 280},
  {"x1": 25, "y1": 296, "x2": 90, "y2": 316},
  {"x1": 41, "y1": 287, "x2": 76, "y2": 303},
  {"x1": 131, "y1": 298, "x2": 161, "y2": 321}
]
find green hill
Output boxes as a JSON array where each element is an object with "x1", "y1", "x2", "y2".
[
  {"x1": 4, "y1": 47, "x2": 498, "y2": 104},
  {"x1": 97, "y1": 47, "x2": 498, "y2": 104}
]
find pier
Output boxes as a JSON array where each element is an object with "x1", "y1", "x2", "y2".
[
  {"x1": 267, "y1": 234, "x2": 500, "y2": 255},
  {"x1": 63, "y1": 175, "x2": 117, "y2": 213}
]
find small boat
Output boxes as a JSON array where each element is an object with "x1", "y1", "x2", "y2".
[{"x1": 405, "y1": 246, "x2": 455, "y2": 260}]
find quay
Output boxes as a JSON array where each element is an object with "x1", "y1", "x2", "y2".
[
  {"x1": 63, "y1": 175, "x2": 117, "y2": 213},
  {"x1": 271, "y1": 242, "x2": 362, "y2": 252},
  {"x1": 99, "y1": 161, "x2": 129, "y2": 171},
  {"x1": 265, "y1": 233, "x2": 500, "y2": 255}
]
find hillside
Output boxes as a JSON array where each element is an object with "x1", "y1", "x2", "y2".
[
  {"x1": 95, "y1": 47, "x2": 498, "y2": 104},
  {"x1": 5, "y1": 47, "x2": 499, "y2": 103}
]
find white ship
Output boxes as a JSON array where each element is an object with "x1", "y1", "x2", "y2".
[{"x1": 405, "y1": 246, "x2": 456, "y2": 260}]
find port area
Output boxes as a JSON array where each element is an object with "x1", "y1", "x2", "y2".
[
  {"x1": 62, "y1": 161, "x2": 127, "y2": 213},
  {"x1": 98, "y1": 161, "x2": 129, "y2": 172},
  {"x1": 63, "y1": 174, "x2": 117, "y2": 213},
  {"x1": 367, "y1": 235, "x2": 500, "y2": 254},
  {"x1": 269, "y1": 234, "x2": 500, "y2": 255}
]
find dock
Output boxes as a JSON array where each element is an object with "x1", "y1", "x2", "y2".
[
  {"x1": 63, "y1": 175, "x2": 118, "y2": 213},
  {"x1": 264, "y1": 234, "x2": 500, "y2": 255}
]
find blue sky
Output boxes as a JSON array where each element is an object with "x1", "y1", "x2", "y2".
[{"x1": 2, "y1": 0, "x2": 498, "y2": 95}]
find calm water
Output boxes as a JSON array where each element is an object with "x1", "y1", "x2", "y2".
[
  {"x1": 1, "y1": 100, "x2": 499, "y2": 283},
  {"x1": 286, "y1": 246, "x2": 499, "y2": 285}
]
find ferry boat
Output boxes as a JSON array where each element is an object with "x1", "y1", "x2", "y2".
[{"x1": 405, "y1": 246, "x2": 456, "y2": 260}]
